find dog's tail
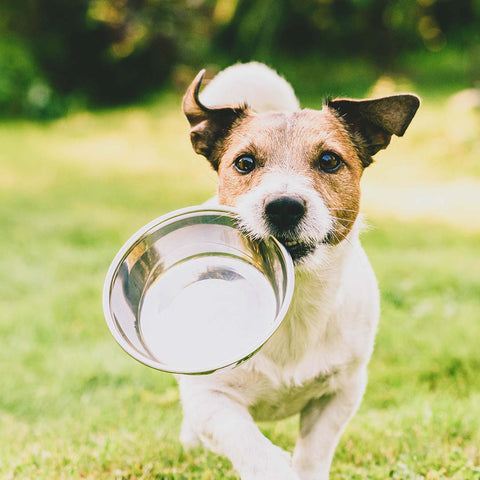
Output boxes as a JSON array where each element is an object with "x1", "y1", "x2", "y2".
[{"x1": 199, "y1": 62, "x2": 300, "y2": 113}]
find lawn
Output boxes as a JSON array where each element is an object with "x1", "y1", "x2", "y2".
[{"x1": 1, "y1": 85, "x2": 479, "y2": 479}]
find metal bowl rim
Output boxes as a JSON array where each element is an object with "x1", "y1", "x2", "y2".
[{"x1": 102, "y1": 205, "x2": 295, "y2": 374}]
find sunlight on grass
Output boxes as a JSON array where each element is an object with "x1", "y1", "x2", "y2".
[{"x1": 1, "y1": 92, "x2": 479, "y2": 479}]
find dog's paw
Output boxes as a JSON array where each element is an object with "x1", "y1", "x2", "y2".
[
  {"x1": 293, "y1": 461, "x2": 330, "y2": 480},
  {"x1": 179, "y1": 420, "x2": 201, "y2": 449},
  {"x1": 242, "y1": 464, "x2": 300, "y2": 480},
  {"x1": 239, "y1": 451, "x2": 299, "y2": 480},
  {"x1": 273, "y1": 444, "x2": 296, "y2": 470},
  {"x1": 295, "y1": 472, "x2": 329, "y2": 480}
]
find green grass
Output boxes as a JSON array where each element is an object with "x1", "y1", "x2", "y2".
[{"x1": 1, "y1": 90, "x2": 480, "y2": 479}]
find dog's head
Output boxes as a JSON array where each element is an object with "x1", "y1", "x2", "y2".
[{"x1": 183, "y1": 70, "x2": 419, "y2": 264}]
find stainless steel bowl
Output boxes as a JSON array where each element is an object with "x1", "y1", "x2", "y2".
[{"x1": 103, "y1": 206, "x2": 294, "y2": 374}]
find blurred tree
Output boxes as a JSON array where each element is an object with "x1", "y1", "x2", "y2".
[
  {"x1": 0, "y1": 0, "x2": 479, "y2": 115},
  {"x1": 0, "y1": 35, "x2": 54, "y2": 117},
  {"x1": 215, "y1": 0, "x2": 480, "y2": 70},
  {"x1": 0, "y1": 0, "x2": 215, "y2": 107}
]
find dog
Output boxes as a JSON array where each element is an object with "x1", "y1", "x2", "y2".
[{"x1": 177, "y1": 62, "x2": 419, "y2": 480}]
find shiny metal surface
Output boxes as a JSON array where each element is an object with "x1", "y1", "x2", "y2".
[{"x1": 103, "y1": 206, "x2": 295, "y2": 374}]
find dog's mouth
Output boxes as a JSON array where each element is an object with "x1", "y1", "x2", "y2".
[
  {"x1": 275, "y1": 231, "x2": 337, "y2": 262},
  {"x1": 275, "y1": 237, "x2": 317, "y2": 262},
  {"x1": 234, "y1": 218, "x2": 335, "y2": 263}
]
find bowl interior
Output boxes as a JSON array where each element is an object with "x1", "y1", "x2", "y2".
[{"x1": 104, "y1": 208, "x2": 293, "y2": 374}]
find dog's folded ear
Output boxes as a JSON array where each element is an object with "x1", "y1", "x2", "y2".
[
  {"x1": 183, "y1": 70, "x2": 247, "y2": 170},
  {"x1": 327, "y1": 94, "x2": 420, "y2": 166}
]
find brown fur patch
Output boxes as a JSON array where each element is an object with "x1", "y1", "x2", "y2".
[{"x1": 216, "y1": 107, "x2": 363, "y2": 244}]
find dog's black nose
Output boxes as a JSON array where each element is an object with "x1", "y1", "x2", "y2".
[{"x1": 264, "y1": 195, "x2": 306, "y2": 231}]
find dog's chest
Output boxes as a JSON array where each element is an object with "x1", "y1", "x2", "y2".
[
  {"x1": 247, "y1": 368, "x2": 337, "y2": 421},
  {"x1": 198, "y1": 244, "x2": 376, "y2": 420},
  {"x1": 220, "y1": 333, "x2": 353, "y2": 421},
  {"x1": 236, "y1": 271, "x2": 353, "y2": 420}
]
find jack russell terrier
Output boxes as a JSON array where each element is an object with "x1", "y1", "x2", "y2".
[{"x1": 177, "y1": 62, "x2": 419, "y2": 480}]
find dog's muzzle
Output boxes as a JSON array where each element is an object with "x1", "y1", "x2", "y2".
[
  {"x1": 264, "y1": 194, "x2": 306, "y2": 231},
  {"x1": 264, "y1": 194, "x2": 316, "y2": 262}
]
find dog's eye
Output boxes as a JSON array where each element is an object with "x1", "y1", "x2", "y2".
[
  {"x1": 318, "y1": 151, "x2": 343, "y2": 173},
  {"x1": 234, "y1": 155, "x2": 256, "y2": 174}
]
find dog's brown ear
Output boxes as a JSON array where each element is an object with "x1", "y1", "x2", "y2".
[
  {"x1": 182, "y1": 70, "x2": 247, "y2": 170},
  {"x1": 328, "y1": 94, "x2": 420, "y2": 166}
]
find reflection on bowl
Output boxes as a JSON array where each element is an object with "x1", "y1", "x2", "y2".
[{"x1": 103, "y1": 206, "x2": 294, "y2": 374}]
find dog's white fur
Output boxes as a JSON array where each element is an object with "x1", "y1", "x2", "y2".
[
  {"x1": 177, "y1": 63, "x2": 380, "y2": 480},
  {"x1": 200, "y1": 61, "x2": 300, "y2": 112}
]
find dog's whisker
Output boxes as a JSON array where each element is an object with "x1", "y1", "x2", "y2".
[
  {"x1": 330, "y1": 225, "x2": 353, "y2": 246},
  {"x1": 330, "y1": 231, "x2": 342, "y2": 245},
  {"x1": 329, "y1": 208, "x2": 360, "y2": 214},
  {"x1": 329, "y1": 216, "x2": 356, "y2": 223}
]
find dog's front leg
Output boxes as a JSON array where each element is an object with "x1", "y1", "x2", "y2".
[
  {"x1": 179, "y1": 386, "x2": 300, "y2": 480},
  {"x1": 292, "y1": 370, "x2": 367, "y2": 480}
]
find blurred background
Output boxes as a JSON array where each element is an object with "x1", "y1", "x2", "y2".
[
  {"x1": 1, "y1": 1, "x2": 480, "y2": 479},
  {"x1": 1, "y1": 0, "x2": 480, "y2": 117}
]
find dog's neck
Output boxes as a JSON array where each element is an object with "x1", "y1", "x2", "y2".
[{"x1": 255, "y1": 222, "x2": 362, "y2": 368}]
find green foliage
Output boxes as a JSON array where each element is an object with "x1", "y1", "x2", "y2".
[
  {"x1": 215, "y1": 0, "x2": 479, "y2": 68},
  {"x1": 0, "y1": 36, "x2": 64, "y2": 118},
  {"x1": 0, "y1": 0, "x2": 215, "y2": 110},
  {"x1": 1, "y1": 0, "x2": 479, "y2": 116}
]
